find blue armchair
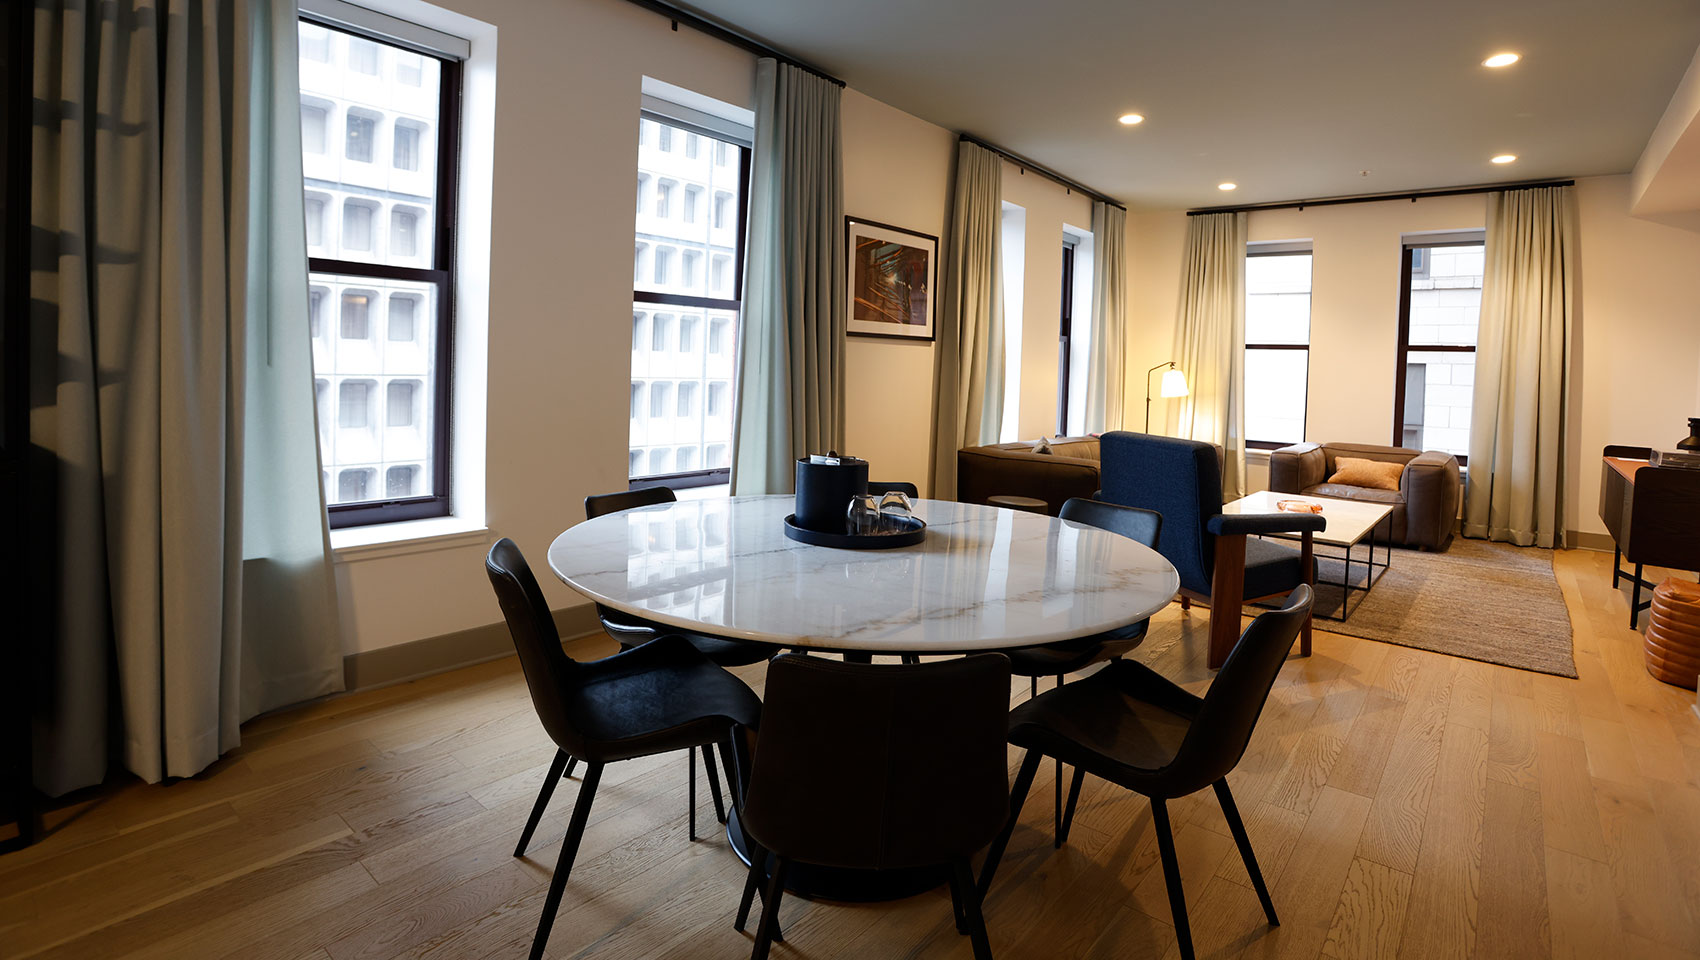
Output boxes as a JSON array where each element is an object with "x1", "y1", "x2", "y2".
[{"x1": 1099, "y1": 431, "x2": 1324, "y2": 668}]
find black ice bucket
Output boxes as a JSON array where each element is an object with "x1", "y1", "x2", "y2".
[{"x1": 792, "y1": 454, "x2": 869, "y2": 533}]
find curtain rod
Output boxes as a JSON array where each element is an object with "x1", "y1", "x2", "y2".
[
  {"x1": 1187, "y1": 178, "x2": 1575, "y2": 216},
  {"x1": 959, "y1": 134, "x2": 1127, "y2": 211},
  {"x1": 622, "y1": 0, "x2": 846, "y2": 87}
]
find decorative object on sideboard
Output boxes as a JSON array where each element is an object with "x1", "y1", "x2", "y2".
[
  {"x1": 1651, "y1": 449, "x2": 1700, "y2": 470},
  {"x1": 845, "y1": 217, "x2": 937, "y2": 341},
  {"x1": 1144, "y1": 361, "x2": 1189, "y2": 433},
  {"x1": 1645, "y1": 577, "x2": 1700, "y2": 689},
  {"x1": 1678, "y1": 416, "x2": 1700, "y2": 452}
]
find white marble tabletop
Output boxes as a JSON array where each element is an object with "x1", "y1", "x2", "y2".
[
  {"x1": 547, "y1": 496, "x2": 1180, "y2": 653},
  {"x1": 1222, "y1": 490, "x2": 1389, "y2": 546}
]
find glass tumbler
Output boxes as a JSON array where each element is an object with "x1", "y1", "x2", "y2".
[
  {"x1": 878, "y1": 491, "x2": 914, "y2": 533},
  {"x1": 847, "y1": 494, "x2": 881, "y2": 536}
]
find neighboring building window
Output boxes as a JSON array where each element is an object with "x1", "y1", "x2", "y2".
[
  {"x1": 632, "y1": 311, "x2": 646, "y2": 350},
  {"x1": 630, "y1": 383, "x2": 642, "y2": 418},
  {"x1": 309, "y1": 288, "x2": 327, "y2": 338},
  {"x1": 631, "y1": 110, "x2": 749, "y2": 485},
  {"x1": 1394, "y1": 238, "x2": 1484, "y2": 461},
  {"x1": 1243, "y1": 247, "x2": 1313, "y2": 448},
  {"x1": 299, "y1": 17, "x2": 459, "y2": 525},
  {"x1": 301, "y1": 100, "x2": 329, "y2": 153}
]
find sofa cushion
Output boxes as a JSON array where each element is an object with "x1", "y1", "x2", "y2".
[
  {"x1": 1048, "y1": 438, "x2": 1099, "y2": 461},
  {"x1": 1327, "y1": 457, "x2": 1403, "y2": 491},
  {"x1": 1305, "y1": 483, "x2": 1405, "y2": 505}
]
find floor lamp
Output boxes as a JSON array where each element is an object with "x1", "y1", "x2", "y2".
[{"x1": 1145, "y1": 362, "x2": 1189, "y2": 433}]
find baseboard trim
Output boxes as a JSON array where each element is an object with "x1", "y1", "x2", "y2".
[
  {"x1": 342, "y1": 604, "x2": 604, "y2": 692},
  {"x1": 1567, "y1": 530, "x2": 1615, "y2": 553}
]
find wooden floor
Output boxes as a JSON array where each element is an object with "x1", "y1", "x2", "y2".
[{"x1": 3, "y1": 548, "x2": 1698, "y2": 960}]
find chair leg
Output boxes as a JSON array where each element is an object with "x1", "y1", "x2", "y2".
[
  {"x1": 979, "y1": 750, "x2": 1042, "y2": 898},
  {"x1": 563, "y1": 756, "x2": 578, "y2": 779},
  {"x1": 750, "y1": 855, "x2": 790, "y2": 960},
  {"x1": 703, "y1": 745, "x2": 727, "y2": 825},
  {"x1": 1052, "y1": 675, "x2": 1065, "y2": 846},
  {"x1": 1151, "y1": 798, "x2": 1194, "y2": 960},
  {"x1": 688, "y1": 746, "x2": 698, "y2": 841},
  {"x1": 1030, "y1": 676, "x2": 1038, "y2": 699},
  {"x1": 514, "y1": 750, "x2": 568, "y2": 857},
  {"x1": 1214, "y1": 779, "x2": 1278, "y2": 926},
  {"x1": 735, "y1": 848, "x2": 765, "y2": 932},
  {"x1": 1058, "y1": 767, "x2": 1086, "y2": 846},
  {"x1": 529, "y1": 762, "x2": 603, "y2": 960},
  {"x1": 952, "y1": 858, "x2": 994, "y2": 960},
  {"x1": 1632, "y1": 563, "x2": 1644, "y2": 628},
  {"x1": 947, "y1": 858, "x2": 967, "y2": 933}
]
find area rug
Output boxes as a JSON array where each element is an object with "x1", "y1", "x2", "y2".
[{"x1": 1300, "y1": 537, "x2": 1577, "y2": 677}]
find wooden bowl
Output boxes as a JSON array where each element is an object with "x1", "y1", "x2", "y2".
[{"x1": 1276, "y1": 499, "x2": 1324, "y2": 514}]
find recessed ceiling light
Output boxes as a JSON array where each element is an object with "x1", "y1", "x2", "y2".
[
  {"x1": 1118, "y1": 113, "x2": 1145, "y2": 126},
  {"x1": 1218, "y1": 182, "x2": 1237, "y2": 191},
  {"x1": 1491, "y1": 154, "x2": 1517, "y2": 164},
  {"x1": 1483, "y1": 52, "x2": 1520, "y2": 68}
]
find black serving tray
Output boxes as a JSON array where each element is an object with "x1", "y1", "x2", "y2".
[{"x1": 783, "y1": 514, "x2": 926, "y2": 549}]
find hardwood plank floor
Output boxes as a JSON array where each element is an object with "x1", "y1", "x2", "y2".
[{"x1": 4, "y1": 549, "x2": 1698, "y2": 959}]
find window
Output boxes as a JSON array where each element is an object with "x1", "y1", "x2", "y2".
[
  {"x1": 345, "y1": 110, "x2": 377, "y2": 162},
  {"x1": 632, "y1": 311, "x2": 646, "y2": 350},
  {"x1": 1394, "y1": 237, "x2": 1484, "y2": 461},
  {"x1": 339, "y1": 380, "x2": 372, "y2": 427},
  {"x1": 393, "y1": 121, "x2": 422, "y2": 171},
  {"x1": 342, "y1": 200, "x2": 375, "y2": 251},
  {"x1": 388, "y1": 294, "x2": 417, "y2": 340},
  {"x1": 630, "y1": 383, "x2": 642, "y2": 418},
  {"x1": 1243, "y1": 246, "x2": 1313, "y2": 448},
  {"x1": 301, "y1": 23, "x2": 331, "y2": 61},
  {"x1": 301, "y1": 101, "x2": 329, "y2": 153},
  {"x1": 631, "y1": 110, "x2": 750, "y2": 485},
  {"x1": 387, "y1": 380, "x2": 417, "y2": 426},
  {"x1": 309, "y1": 287, "x2": 327, "y2": 338},
  {"x1": 299, "y1": 18, "x2": 458, "y2": 524},
  {"x1": 341, "y1": 290, "x2": 373, "y2": 339},
  {"x1": 1057, "y1": 241, "x2": 1076, "y2": 435}
]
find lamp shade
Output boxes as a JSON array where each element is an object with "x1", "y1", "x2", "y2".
[{"x1": 1160, "y1": 368, "x2": 1189, "y2": 398}]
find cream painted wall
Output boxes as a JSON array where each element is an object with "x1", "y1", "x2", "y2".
[
  {"x1": 841, "y1": 89, "x2": 954, "y2": 496},
  {"x1": 1001, "y1": 165, "x2": 1093, "y2": 441},
  {"x1": 1118, "y1": 174, "x2": 1700, "y2": 537},
  {"x1": 332, "y1": 0, "x2": 972, "y2": 653}
]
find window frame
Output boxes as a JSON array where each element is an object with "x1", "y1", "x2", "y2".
[
  {"x1": 1056, "y1": 239, "x2": 1075, "y2": 436},
  {"x1": 302, "y1": 13, "x2": 462, "y2": 527},
  {"x1": 1243, "y1": 244, "x2": 1313, "y2": 451},
  {"x1": 1391, "y1": 236, "x2": 1483, "y2": 465},
  {"x1": 630, "y1": 107, "x2": 752, "y2": 490}
]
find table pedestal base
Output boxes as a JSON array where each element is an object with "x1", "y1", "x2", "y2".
[{"x1": 725, "y1": 809, "x2": 947, "y2": 902}]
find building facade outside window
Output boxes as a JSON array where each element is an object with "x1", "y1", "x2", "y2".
[
  {"x1": 1394, "y1": 238, "x2": 1484, "y2": 460},
  {"x1": 630, "y1": 108, "x2": 749, "y2": 486},
  {"x1": 298, "y1": 15, "x2": 461, "y2": 526},
  {"x1": 1243, "y1": 246, "x2": 1313, "y2": 447}
]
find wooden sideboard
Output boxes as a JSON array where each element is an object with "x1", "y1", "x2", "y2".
[{"x1": 1599, "y1": 445, "x2": 1700, "y2": 627}]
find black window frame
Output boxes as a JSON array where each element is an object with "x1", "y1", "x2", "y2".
[
  {"x1": 1056, "y1": 239, "x2": 1076, "y2": 436},
  {"x1": 1392, "y1": 236, "x2": 1483, "y2": 466},
  {"x1": 302, "y1": 15, "x2": 462, "y2": 527},
  {"x1": 630, "y1": 109, "x2": 752, "y2": 491},
  {"x1": 1243, "y1": 246, "x2": 1313, "y2": 451}
]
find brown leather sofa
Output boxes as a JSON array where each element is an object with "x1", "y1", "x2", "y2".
[
  {"x1": 1268, "y1": 441, "x2": 1460, "y2": 550},
  {"x1": 957, "y1": 437, "x2": 1100, "y2": 515}
]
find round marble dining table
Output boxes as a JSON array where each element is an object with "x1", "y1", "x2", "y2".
[
  {"x1": 546, "y1": 495, "x2": 1180, "y2": 655},
  {"x1": 547, "y1": 494, "x2": 1179, "y2": 902}
]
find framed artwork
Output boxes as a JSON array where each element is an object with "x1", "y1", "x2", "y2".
[{"x1": 845, "y1": 217, "x2": 936, "y2": 342}]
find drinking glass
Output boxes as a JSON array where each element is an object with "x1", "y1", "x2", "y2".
[
  {"x1": 847, "y1": 494, "x2": 881, "y2": 536},
  {"x1": 878, "y1": 491, "x2": 914, "y2": 533}
]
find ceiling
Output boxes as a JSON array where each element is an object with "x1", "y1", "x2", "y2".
[{"x1": 672, "y1": 0, "x2": 1700, "y2": 210}]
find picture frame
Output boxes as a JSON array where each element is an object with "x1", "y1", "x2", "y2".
[{"x1": 845, "y1": 217, "x2": 937, "y2": 342}]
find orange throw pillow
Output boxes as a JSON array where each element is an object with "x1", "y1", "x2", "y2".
[{"x1": 1327, "y1": 457, "x2": 1403, "y2": 491}]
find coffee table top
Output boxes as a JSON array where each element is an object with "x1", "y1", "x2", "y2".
[
  {"x1": 1222, "y1": 490, "x2": 1393, "y2": 547},
  {"x1": 547, "y1": 495, "x2": 1180, "y2": 653}
]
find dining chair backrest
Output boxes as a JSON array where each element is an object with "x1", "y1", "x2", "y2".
[
  {"x1": 1099, "y1": 431, "x2": 1224, "y2": 596},
  {"x1": 486, "y1": 538, "x2": 587, "y2": 757},
  {"x1": 585, "y1": 485, "x2": 675, "y2": 520},
  {"x1": 1059, "y1": 497, "x2": 1162, "y2": 549},
  {"x1": 742, "y1": 654, "x2": 1013, "y2": 871},
  {"x1": 1166, "y1": 585, "x2": 1313, "y2": 795},
  {"x1": 867, "y1": 481, "x2": 920, "y2": 498}
]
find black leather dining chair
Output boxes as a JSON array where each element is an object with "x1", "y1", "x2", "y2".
[
  {"x1": 1001, "y1": 497, "x2": 1162, "y2": 846},
  {"x1": 978, "y1": 585, "x2": 1314, "y2": 960},
  {"x1": 733, "y1": 654, "x2": 1012, "y2": 960},
  {"x1": 583, "y1": 485, "x2": 771, "y2": 838},
  {"x1": 867, "y1": 480, "x2": 920, "y2": 498},
  {"x1": 485, "y1": 538, "x2": 763, "y2": 960}
]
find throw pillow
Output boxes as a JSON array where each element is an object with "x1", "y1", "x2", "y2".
[
  {"x1": 1031, "y1": 436, "x2": 1053, "y2": 455},
  {"x1": 1327, "y1": 456, "x2": 1403, "y2": 491}
]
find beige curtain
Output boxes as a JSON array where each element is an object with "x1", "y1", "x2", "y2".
[
  {"x1": 730, "y1": 60, "x2": 845, "y2": 494},
  {"x1": 1170, "y1": 211, "x2": 1248, "y2": 498},
  {"x1": 1082, "y1": 201, "x2": 1126, "y2": 433},
  {"x1": 928, "y1": 141, "x2": 1004, "y2": 498},
  {"x1": 1464, "y1": 186, "x2": 1576, "y2": 548}
]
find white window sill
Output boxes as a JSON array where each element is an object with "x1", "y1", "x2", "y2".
[
  {"x1": 1246, "y1": 448, "x2": 1271, "y2": 462},
  {"x1": 331, "y1": 515, "x2": 490, "y2": 562}
]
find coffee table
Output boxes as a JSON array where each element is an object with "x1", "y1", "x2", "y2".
[{"x1": 1222, "y1": 490, "x2": 1393, "y2": 620}]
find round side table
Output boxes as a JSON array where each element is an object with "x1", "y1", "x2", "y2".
[{"x1": 988, "y1": 494, "x2": 1049, "y2": 514}]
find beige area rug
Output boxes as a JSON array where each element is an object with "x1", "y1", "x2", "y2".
[{"x1": 1301, "y1": 537, "x2": 1577, "y2": 677}]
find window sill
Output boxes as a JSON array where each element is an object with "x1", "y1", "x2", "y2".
[{"x1": 331, "y1": 515, "x2": 489, "y2": 562}]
